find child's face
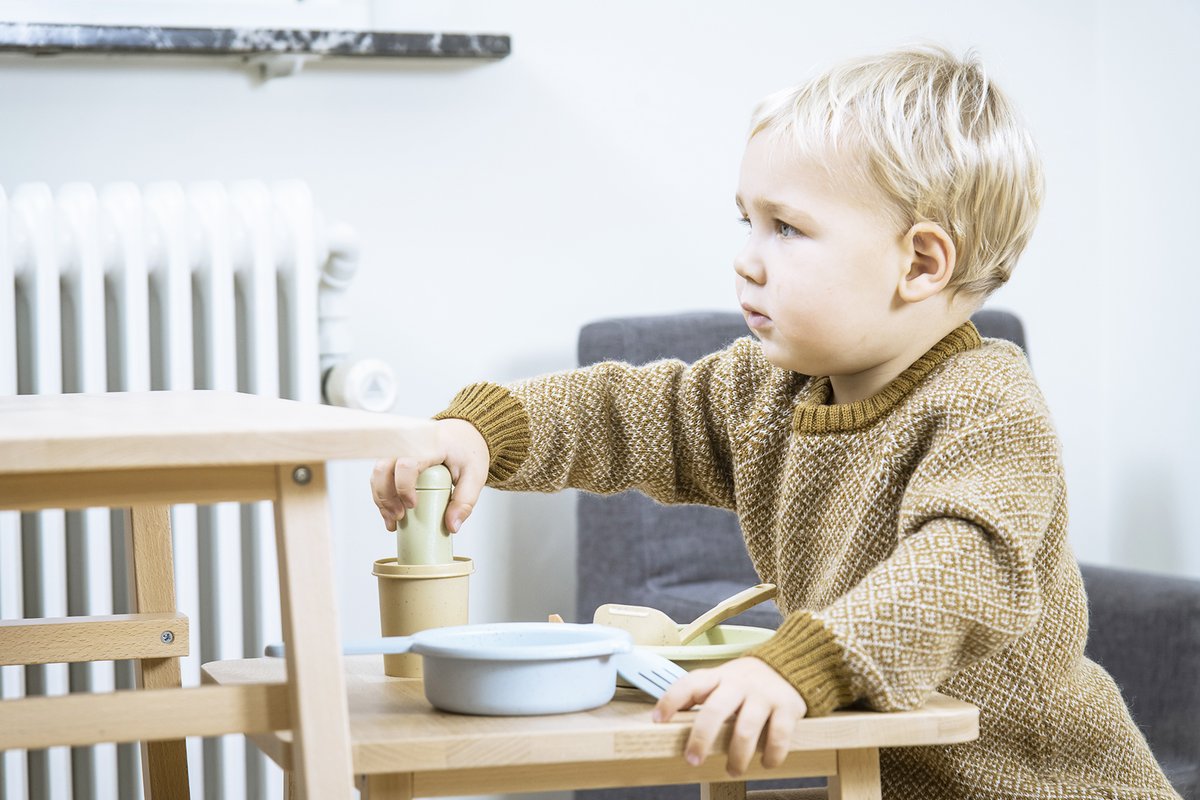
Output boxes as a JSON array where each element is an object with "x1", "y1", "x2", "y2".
[{"x1": 734, "y1": 132, "x2": 912, "y2": 378}]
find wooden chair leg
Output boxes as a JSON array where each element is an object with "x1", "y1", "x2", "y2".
[
  {"x1": 360, "y1": 773, "x2": 414, "y2": 799},
  {"x1": 702, "y1": 781, "x2": 748, "y2": 800},
  {"x1": 826, "y1": 748, "x2": 880, "y2": 800},
  {"x1": 127, "y1": 504, "x2": 190, "y2": 800},
  {"x1": 273, "y1": 464, "x2": 354, "y2": 800}
]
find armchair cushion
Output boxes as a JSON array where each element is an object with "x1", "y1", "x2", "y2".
[{"x1": 1080, "y1": 564, "x2": 1200, "y2": 798}]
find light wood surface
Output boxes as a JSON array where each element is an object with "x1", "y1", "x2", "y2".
[
  {"x1": 271, "y1": 463, "x2": 355, "y2": 800},
  {"x1": 0, "y1": 611, "x2": 188, "y2": 665},
  {"x1": 0, "y1": 684, "x2": 290, "y2": 750},
  {"x1": 827, "y1": 749, "x2": 881, "y2": 800},
  {"x1": 0, "y1": 464, "x2": 278, "y2": 512},
  {"x1": 0, "y1": 390, "x2": 401, "y2": 800},
  {"x1": 0, "y1": 390, "x2": 429, "y2": 474},
  {"x1": 360, "y1": 773, "x2": 414, "y2": 800},
  {"x1": 128, "y1": 504, "x2": 191, "y2": 799},
  {"x1": 702, "y1": 783, "x2": 748, "y2": 800},
  {"x1": 202, "y1": 655, "x2": 978, "y2": 797},
  {"x1": 408, "y1": 751, "x2": 836, "y2": 797}
]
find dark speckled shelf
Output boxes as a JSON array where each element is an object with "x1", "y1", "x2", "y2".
[{"x1": 0, "y1": 22, "x2": 510, "y2": 60}]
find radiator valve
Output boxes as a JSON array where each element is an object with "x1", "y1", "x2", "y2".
[{"x1": 323, "y1": 358, "x2": 398, "y2": 413}]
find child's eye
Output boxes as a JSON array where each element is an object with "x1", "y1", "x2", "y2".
[
  {"x1": 737, "y1": 216, "x2": 751, "y2": 228},
  {"x1": 776, "y1": 221, "x2": 802, "y2": 238}
]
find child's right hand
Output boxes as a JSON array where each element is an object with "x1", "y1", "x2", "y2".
[{"x1": 370, "y1": 418, "x2": 490, "y2": 534}]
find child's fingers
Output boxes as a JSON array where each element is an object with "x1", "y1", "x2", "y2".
[
  {"x1": 682, "y1": 684, "x2": 743, "y2": 767},
  {"x1": 761, "y1": 706, "x2": 799, "y2": 769},
  {"x1": 653, "y1": 669, "x2": 719, "y2": 723},
  {"x1": 653, "y1": 657, "x2": 806, "y2": 774},
  {"x1": 373, "y1": 455, "x2": 453, "y2": 529},
  {"x1": 389, "y1": 457, "x2": 427, "y2": 510},
  {"x1": 371, "y1": 459, "x2": 406, "y2": 528},
  {"x1": 726, "y1": 697, "x2": 771, "y2": 776},
  {"x1": 445, "y1": 460, "x2": 486, "y2": 533}
]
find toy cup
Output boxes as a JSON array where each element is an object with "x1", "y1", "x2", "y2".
[
  {"x1": 373, "y1": 556, "x2": 474, "y2": 678},
  {"x1": 375, "y1": 464, "x2": 473, "y2": 677}
]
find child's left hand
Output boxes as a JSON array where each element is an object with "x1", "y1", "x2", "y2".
[{"x1": 652, "y1": 656, "x2": 808, "y2": 777}]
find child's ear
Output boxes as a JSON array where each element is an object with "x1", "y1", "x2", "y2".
[{"x1": 897, "y1": 222, "x2": 956, "y2": 303}]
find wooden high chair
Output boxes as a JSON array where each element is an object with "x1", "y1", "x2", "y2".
[{"x1": 0, "y1": 390, "x2": 423, "y2": 799}]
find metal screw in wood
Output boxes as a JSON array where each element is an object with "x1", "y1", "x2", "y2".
[{"x1": 292, "y1": 466, "x2": 312, "y2": 485}]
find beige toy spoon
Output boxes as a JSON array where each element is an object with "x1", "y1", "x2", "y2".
[{"x1": 593, "y1": 583, "x2": 776, "y2": 646}]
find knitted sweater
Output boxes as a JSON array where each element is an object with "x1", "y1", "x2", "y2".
[{"x1": 437, "y1": 322, "x2": 1180, "y2": 800}]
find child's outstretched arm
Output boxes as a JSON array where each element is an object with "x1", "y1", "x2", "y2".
[{"x1": 429, "y1": 337, "x2": 784, "y2": 512}]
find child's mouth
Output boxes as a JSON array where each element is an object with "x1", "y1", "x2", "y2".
[{"x1": 741, "y1": 304, "x2": 771, "y2": 329}]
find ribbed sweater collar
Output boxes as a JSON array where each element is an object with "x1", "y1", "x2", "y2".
[{"x1": 792, "y1": 321, "x2": 982, "y2": 434}]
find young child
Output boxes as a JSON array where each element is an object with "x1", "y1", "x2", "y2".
[{"x1": 372, "y1": 45, "x2": 1181, "y2": 799}]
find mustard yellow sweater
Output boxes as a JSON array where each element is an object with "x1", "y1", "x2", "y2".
[{"x1": 437, "y1": 322, "x2": 1180, "y2": 799}]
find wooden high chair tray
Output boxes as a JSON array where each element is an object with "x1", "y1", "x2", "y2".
[{"x1": 202, "y1": 655, "x2": 979, "y2": 799}]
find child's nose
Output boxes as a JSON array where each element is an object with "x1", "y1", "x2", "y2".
[{"x1": 734, "y1": 243, "x2": 766, "y2": 284}]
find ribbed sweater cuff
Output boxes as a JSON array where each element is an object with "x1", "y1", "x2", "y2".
[
  {"x1": 433, "y1": 382, "x2": 531, "y2": 484},
  {"x1": 746, "y1": 611, "x2": 855, "y2": 717}
]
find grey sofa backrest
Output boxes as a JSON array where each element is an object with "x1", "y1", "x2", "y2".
[
  {"x1": 1080, "y1": 564, "x2": 1200, "y2": 798},
  {"x1": 575, "y1": 312, "x2": 775, "y2": 629}
]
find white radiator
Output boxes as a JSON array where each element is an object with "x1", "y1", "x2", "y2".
[{"x1": 0, "y1": 180, "x2": 384, "y2": 800}]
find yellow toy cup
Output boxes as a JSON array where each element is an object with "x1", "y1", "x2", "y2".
[{"x1": 373, "y1": 556, "x2": 474, "y2": 678}]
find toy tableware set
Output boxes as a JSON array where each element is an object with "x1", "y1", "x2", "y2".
[{"x1": 267, "y1": 467, "x2": 781, "y2": 715}]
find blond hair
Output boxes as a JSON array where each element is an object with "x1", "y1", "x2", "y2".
[{"x1": 751, "y1": 44, "x2": 1044, "y2": 299}]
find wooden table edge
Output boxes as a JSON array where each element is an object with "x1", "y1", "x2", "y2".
[{"x1": 201, "y1": 658, "x2": 979, "y2": 780}]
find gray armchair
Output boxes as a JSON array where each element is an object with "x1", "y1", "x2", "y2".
[
  {"x1": 1081, "y1": 565, "x2": 1199, "y2": 798},
  {"x1": 574, "y1": 310, "x2": 1197, "y2": 800}
]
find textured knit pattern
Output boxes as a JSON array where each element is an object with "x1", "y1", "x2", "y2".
[
  {"x1": 434, "y1": 382, "x2": 530, "y2": 483},
  {"x1": 437, "y1": 322, "x2": 1181, "y2": 800}
]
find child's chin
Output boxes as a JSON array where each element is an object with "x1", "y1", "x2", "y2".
[{"x1": 758, "y1": 344, "x2": 808, "y2": 374}]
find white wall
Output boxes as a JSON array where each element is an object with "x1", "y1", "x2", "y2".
[
  {"x1": 1095, "y1": 0, "x2": 1200, "y2": 574},
  {"x1": 1, "y1": 0, "x2": 1196, "y2": 789}
]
